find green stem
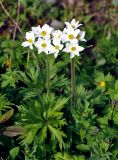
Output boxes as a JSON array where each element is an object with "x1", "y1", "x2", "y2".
[
  {"x1": 26, "y1": 51, "x2": 30, "y2": 68},
  {"x1": 71, "y1": 58, "x2": 76, "y2": 108},
  {"x1": 46, "y1": 54, "x2": 50, "y2": 94},
  {"x1": 111, "y1": 103, "x2": 116, "y2": 121}
]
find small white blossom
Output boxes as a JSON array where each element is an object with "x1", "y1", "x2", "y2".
[
  {"x1": 21, "y1": 19, "x2": 86, "y2": 58},
  {"x1": 62, "y1": 27, "x2": 80, "y2": 43},
  {"x1": 65, "y1": 19, "x2": 82, "y2": 29},
  {"x1": 64, "y1": 43, "x2": 84, "y2": 58},
  {"x1": 52, "y1": 39, "x2": 63, "y2": 57},
  {"x1": 52, "y1": 30, "x2": 62, "y2": 40},
  {"x1": 35, "y1": 38, "x2": 52, "y2": 54},
  {"x1": 21, "y1": 31, "x2": 35, "y2": 49},
  {"x1": 40, "y1": 24, "x2": 53, "y2": 40}
]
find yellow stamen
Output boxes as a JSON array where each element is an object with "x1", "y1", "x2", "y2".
[
  {"x1": 71, "y1": 25, "x2": 75, "y2": 28},
  {"x1": 42, "y1": 31, "x2": 47, "y2": 36},
  {"x1": 57, "y1": 35, "x2": 60, "y2": 39},
  {"x1": 55, "y1": 45, "x2": 59, "y2": 50},
  {"x1": 99, "y1": 81, "x2": 106, "y2": 87},
  {"x1": 28, "y1": 39, "x2": 33, "y2": 43},
  {"x1": 68, "y1": 34, "x2": 74, "y2": 40},
  {"x1": 41, "y1": 43, "x2": 47, "y2": 48},
  {"x1": 71, "y1": 46, "x2": 76, "y2": 51}
]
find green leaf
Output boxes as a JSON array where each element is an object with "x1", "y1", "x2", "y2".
[
  {"x1": 76, "y1": 144, "x2": 90, "y2": 152},
  {"x1": 9, "y1": 147, "x2": 19, "y2": 160}
]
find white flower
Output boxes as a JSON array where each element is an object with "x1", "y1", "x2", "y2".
[
  {"x1": 31, "y1": 26, "x2": 41, "y2": 37},
  {"x1": 52, "y1": 39, "x2": 63, "y2": 57},
  {"x1": 40, "y1": 24, "x2": 53, "y2": 39},
  {"x1": 52, "y1": 30, "x2": 62, "y2": 40},
  {"x1": 65, "y1": 19, "x2": 82, "y2": 29},
  {"x1": 77, "y1": 31, "x2": 86, "y2": 41},
  {"x1": 35, "y1": 38, "x2": 52, "y2": 54},
  {"x1": 21, "y1": 31, "x2": 35, "y2": 49},
  {"x1": 62, "y1": 27, "x2": 80, "y2": 43},
  {"x1": 64, "y1": 43, "x2": 84, "y2": 58}
]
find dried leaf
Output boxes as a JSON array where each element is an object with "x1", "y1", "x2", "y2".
[
  {"x1": 3, "y1": 126, "x2": 25, "y2": 137},
  {"x1": 0, "y1": 109, "x2": 14, "y2": 123}
]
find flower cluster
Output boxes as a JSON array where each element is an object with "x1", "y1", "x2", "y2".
[{"x1": 22, "y1": 19, "x2": 86, "y2": 58}]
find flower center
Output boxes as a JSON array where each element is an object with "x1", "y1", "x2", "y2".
[
  {"x1": 57, "y1": 35, "x2": 60, "y2": 39},
  {"x1": 71, "y1": 46, "x2": 76, "y2": 51},
  {"x1": 28, "y1": 39, "x2": 33, "y2": 43},
  {"x1": 55, "y1": 45, "x2": 59, "y2": 50},
  {"x1": 68, "y1": 34, "x2": 74, "y2": 40},
  {"x1": 42, "y1": 31, "x2": 47, "y2": 36},
  {"x1": 71, "y1": 25, "x2": 75, "y2": 28},
  {"x1": 41, "y1": 43, "x2": 47, "y2": 48}
]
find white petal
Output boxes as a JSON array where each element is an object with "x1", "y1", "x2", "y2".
[
  {"x1": 70, "y1": 53, "x2": 75, "y2": 59},
  {"x1": 74, "y1": 29, "x2": 80, "y2": 37},
  {"x1": 71, "y1": 39, "x2": 78, "y2": 44},
  {"x1": 26, "y1": 32, "x2": 30, "y2": 40},
  {"x1": 65, "y1": 22, "x2": 70, "y2": 26},
  {"x1": 81, "y1": 38, "x2": 86, "y2": 42},
  {"x1": 59, "y1": 44, "x2": 63, "y2": 50},
  {"x1": 71, "y1": 19, "x2": 76, "y2": 25},
  {"x1": 54, "y1": 52, "x2": 58, "y2": 58},
  {"x1": 42, "y1": 24, "x2": 52, "y2": 34},
  {"x1": 29, "y1": 45, "x2": 33, "y2": 50},
  {"x1": 53, "y1": 39, "x2": 61, "y2": 45},
  {"x1": 78, "y1": 46, "x2": 84, "y2": 52},
  {"x1": 80, "y1": 31, "x2": 85, "y2": 39},
  {"x1": 44, "y1": 35, "x2": 50, "y2": 40},
  {"x1": 21, "y1": 41, "x2": 30, "y2": 47},
  {"x1": 74, "y1": 52, "x2": 80, "y2": 56},
  {"x1": 78, "y1": 24, "x2": 83, "y2": 27},
  {"x1": 34, "y1": 41, "x2": 39, "y2": 48},
  {"x1": 26, "y1": 32, "x2": 34, "y2": 42}
]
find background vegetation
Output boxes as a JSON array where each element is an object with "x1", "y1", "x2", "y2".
[{"x1": 0, "y1": 0, "x2": 118, "y2": 159}]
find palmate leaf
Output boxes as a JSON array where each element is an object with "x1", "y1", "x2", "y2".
[
  {"x1": 18, "y1": 94, "x2": 68, "y2": 150},
  {"x1": 18, "y1": 66, "x2": 44, "y2": 88},
  {"x1": 76, "y1": 144, "x2": 90, "y2": 152},
  {"x1": 54, "y1": 152, "x2": 86, "y2": 160},
  {"x1": 48, "y1": 125, "x2": 66, "y2": 150},
  {"x1": 38, "y1": 126, "x2": 47, "y2": 144},
  {"x1": 0, "y1": 94, "x2": 12, "y2": 112},
  {"x1": 54, "y1": 152, "x2": 72, "y2": 160},
  {"x1": 107, "y1": 80, "x2": 118, "y2": 100},
  {"x1": 19, "y1": 88, "x2": 41, "y2": 100},
  {"x1": 1, "y1": 69, "x2": 19, "y2": 88},
  {"x1": 76, "y1": 84, "x2": 92, "y2": 100},
  {"x1": 19, "y1": 124, "x2": 40, "y2": 145},
  {"x1": 94, "y1": 71, "x2": 114, "y2": 84},
  {"x1": 9, "y1": 147, "x2": 19, "y2": 160}
]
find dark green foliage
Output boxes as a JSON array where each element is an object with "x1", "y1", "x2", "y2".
[
  {"x1": 0, "y1": 0, "x2": 118, "y2": 159},
  {"x1": 18, "y1": 94, "x2": 68, "y2": 150}
]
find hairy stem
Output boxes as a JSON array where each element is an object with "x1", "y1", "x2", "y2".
[
  {"x1": 46, "y1": 55, "x2": 50, "y2": 94},
  {"x1": 71, "y1": 58, "x2": 76, "y2": 108}
]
